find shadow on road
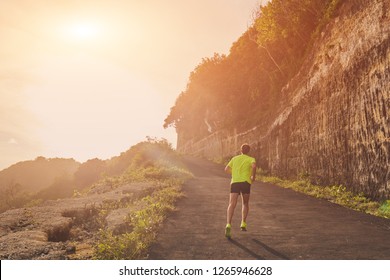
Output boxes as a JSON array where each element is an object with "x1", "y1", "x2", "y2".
[
  {"x1": 228, "y1": 239, "x2": 265, "y2": 260},
  {"x1": 252, "y1": 239, "x2": 290, "y2": 260}
]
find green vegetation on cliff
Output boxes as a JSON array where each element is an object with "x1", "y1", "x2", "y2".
[{"x1": 164, "y1": 0, "x2": 343, "y2": 141}]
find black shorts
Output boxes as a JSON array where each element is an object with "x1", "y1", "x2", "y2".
[{"x1": 230, "y1": 181, "x2": 251, "y2": 194}]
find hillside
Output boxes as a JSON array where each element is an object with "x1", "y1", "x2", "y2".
[
  {"x1": 0, "y1": 158, "x2": 80, "y2": 212},
  {"x1": 0, "y1": 139, "x2": 191, "y2": 259},
  {"x1": 0, "y1": 138, "x2": 183, "y2": 213},
  {"x1": 166, "y1": 0, "x2": 390, "y2": 199},
  {"x1": 0, "y1": 157, "x2": 80, "y2": 194}
]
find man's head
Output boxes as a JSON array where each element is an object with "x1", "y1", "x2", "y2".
[{"x1": 241, "y1": 144, "x2": 250, "y2": 155}]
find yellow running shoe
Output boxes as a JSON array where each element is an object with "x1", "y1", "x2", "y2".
[
  {"x1": 240, "y1": 221, "x2": 247, "y2": 231},
  {"x1": 225, "y1": 224, "x2": 232, "y2": 239}
]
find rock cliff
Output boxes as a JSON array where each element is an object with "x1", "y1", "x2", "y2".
[{"x1": 177, "y1": 0, "x2": 390, "y2": 199}]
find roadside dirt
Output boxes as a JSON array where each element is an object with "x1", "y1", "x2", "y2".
[{"x1": 147, "y1": 156, "x2": 390, "y2": 260}]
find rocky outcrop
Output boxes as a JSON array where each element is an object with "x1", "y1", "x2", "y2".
[
  {"x1": 0, "y1": 182, "x2": 155, "y2": 259},
  {"x1": 178, "y1": 0, "x2": 390, "y2": 199}
]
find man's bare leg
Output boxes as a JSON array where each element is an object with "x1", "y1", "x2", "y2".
[
  {"x1": 227, "y1": 193, "x2": 239, "y2": 225},
  {"x1": 225, "y1": 193, "x2": 239, "y2": 238},
  {"x1": 241, "y1": 194, "x2": 250, "y2": 230}
]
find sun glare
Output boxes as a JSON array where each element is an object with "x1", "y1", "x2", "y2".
[
  {"x1": 62, "y1": 21, "x2": 102, "y2": 42},
  {"x1": 72, "y1": 23, "x2": 98, "y2": 38}
]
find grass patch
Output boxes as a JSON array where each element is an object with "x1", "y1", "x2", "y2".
[
  {"x1": 92, "y1": 140, "x2": 192, "y2": 259},
  {"x1": 259, "y1": 173, "x2": 390, "y2": 219},
  {"x1": 379, "y1": 201, "x2": 390, "y2": 217},
  {"x1": 94, "y1": 184, "x2": 182, "y2": 260}
]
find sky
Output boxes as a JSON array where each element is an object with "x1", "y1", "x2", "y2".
[{"x1": 0, "y1": 0, "x2": 263, "y2": 170}]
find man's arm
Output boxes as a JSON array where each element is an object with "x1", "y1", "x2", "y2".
[
  {"x1": 225, "y1": 165, "x2": 232, "y2": 174},
  {"x1": 250, "y1": 162, "x2": 256, "y2": 182}
]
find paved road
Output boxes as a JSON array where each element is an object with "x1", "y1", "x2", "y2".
[{"x1": 148, "y1": 157, "x2": 390, "y2": 260}]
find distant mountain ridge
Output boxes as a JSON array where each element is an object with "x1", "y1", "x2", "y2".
[
  {"x1": 0, "y1": 138, "x2": 175, "y2": 213},
  {"x1": 0, "y1": 157, "x2": 80, "y2": 194}
]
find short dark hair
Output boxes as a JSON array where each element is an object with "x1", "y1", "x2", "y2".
[{"x1": 241, "y1": 144, "x2": 250, "y2": 154}]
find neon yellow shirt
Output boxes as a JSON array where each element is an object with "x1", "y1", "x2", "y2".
[{"x1": 227, "y1": 154, "x2": 256, "y2": 184}]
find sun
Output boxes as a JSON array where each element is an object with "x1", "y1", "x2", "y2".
[
  {"x1": 71, "y1": 23, "x2": 99, "y2": 39},
  {"x1": 70, "y1": 22, "x2": 100, "y2": 40},
  {"x1": 62, "y1": 20, "x2": 102, "y2": 42}
]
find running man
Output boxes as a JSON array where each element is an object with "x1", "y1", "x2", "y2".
[{"x1": 224, "y1": 143, "x2": 256, "y2": 239}]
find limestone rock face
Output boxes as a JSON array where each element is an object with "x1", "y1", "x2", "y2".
[{"x1": 178, "y1": 0, "x2": 390, "y2": 199}]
